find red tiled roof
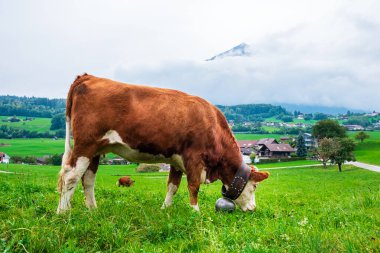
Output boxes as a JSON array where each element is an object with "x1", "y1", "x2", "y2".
[
  {"x1": 237, "y1": 140, "x2": 258, "y2": 147},
  {"x1": 265, "y1": 144, "x2": 295, "y2": 152},
  {"x1": 257, "y1": 138, "x2": 278, "y2": 145}
]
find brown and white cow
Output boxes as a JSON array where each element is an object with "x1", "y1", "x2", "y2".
[{"x1": 57, "y1": 74, "x2": 269, "y2": 213}]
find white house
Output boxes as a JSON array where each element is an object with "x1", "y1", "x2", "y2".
[{"x1": 0, "y1": 152, "x2": 10, "y2": 163}]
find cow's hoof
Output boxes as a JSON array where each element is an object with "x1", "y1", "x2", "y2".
[
  {"x1": 161, "y1": 203, "x2": 171, "y2": 209},
  {"x1": 56, "y1": 207, "x2": 69, "y2": 214},
  {"x1": 191, "y1": 204, "x2": 200, "y2": 212}
]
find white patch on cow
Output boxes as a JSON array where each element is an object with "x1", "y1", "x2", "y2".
[
  {"x1": 61, "y1": 117, "x2": 71, "y2": 167},
  {"x1": 191, "y1": 204, "x2": 200, "y2": 212},
  {"x1": 102, "y1": 130, "x2": 123, "y2": 144},
  {"x1": 57, "y1": 156, "x2": 90, "y2": 214},
  {"x1": 161, "y1": 183, "x2": 178, "y2": 209},
  {"x1": 100, "y1": 130, "x2": 186, "y2": 172},
  {"x1": 82, "y1": 169, "x2": 97, "y2": 208},
  {"x1": 200, "y1": 169, "x2": 207, "y2": 184},
  {"x1": 234, "y1": 181, "x2": 257, "y2": 212}
]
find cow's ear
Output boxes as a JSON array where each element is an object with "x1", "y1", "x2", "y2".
[{"x1": 250, "y1": 170, "x2": 269, "y2": 182}]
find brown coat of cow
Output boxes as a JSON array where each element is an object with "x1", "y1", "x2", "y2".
[
  {"x1": 57, "y1": 74, "x2": 269, "y2": 213},
  {"x1": 117, "y1": 176, "x2": 135, "y2": 187}
]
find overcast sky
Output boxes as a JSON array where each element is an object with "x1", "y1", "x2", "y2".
[{"x1": 0, "y1": 0, "x2": 379, "y2": 110}]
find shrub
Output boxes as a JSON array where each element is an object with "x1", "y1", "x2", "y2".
[{"x1": 136, "y1": 163, "x2": 160, "y2": 173}]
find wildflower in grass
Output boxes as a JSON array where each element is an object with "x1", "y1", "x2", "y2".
[
  {"x1": 298, "y1": 217, "x2": 308, "y2": 226},
  {"x1": 280, "y1": 234, "x2": 290, "y2": 241}
]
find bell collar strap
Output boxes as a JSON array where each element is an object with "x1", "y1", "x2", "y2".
[{"x1": 221, "y1": 163, "x2": 251, "y2": 200}]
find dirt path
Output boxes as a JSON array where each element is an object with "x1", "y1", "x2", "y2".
[
  {"x1": 262, "y1": 161, "x2": 380, "y2": 173},
  {"x1": 346, "y1": 161, "x2": 380, "y2": 173},
  {"x1": 0, "y1": 170, "x2": 15, "y2": 174}
]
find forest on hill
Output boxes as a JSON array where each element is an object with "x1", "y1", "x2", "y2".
[
  {"x1": 217, "y1": 104, "x2": 292, "y2": 122},
  {"x1": 0, "y1": 95, "x2": 293, "y2": 122},
  {"x1": 0, "y1": 95, "x2": 65, "y2": 118}
]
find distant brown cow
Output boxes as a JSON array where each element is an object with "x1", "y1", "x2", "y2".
[
  {"x1": 57, "y1": 74, "x2": 269, "y2": 214},
  {"x1": 117, "y1": 176, "x2": 135, "y2": 187}
]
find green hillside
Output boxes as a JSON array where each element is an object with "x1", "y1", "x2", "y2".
[
  {"x1": 0, "y1": 116, "x2": 52, "y2": 133},
  {"x1": 349, "y1": 131, "x2": 380, "y2": 166},
  {"x1": 0, "y1": 138, "x2": 64, "y2": 156}
]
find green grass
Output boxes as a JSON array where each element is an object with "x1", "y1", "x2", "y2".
[
  {"x1": 0, "y1": 163, "x2": 379, "y2": 252},
  {"x1": 256, "y1": 160, "x2": 320, "y2": 169},
  {"x1": 0, "y1": 138, "x2": 64, "y2": 156},
  {"x1": 348, "y1": 131, "x2": 380, "y2": 166},
  {"x1": 234, "y1": 133, "x2": 284, "y2": 140},
  {"x1": 0, "y1": 116, "x2": 52, "y2": 133}
]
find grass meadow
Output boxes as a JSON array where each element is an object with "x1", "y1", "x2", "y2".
[
  {"x1": 0, "y1": 163, "x2": 379, "y2": 252},
  {"x1": 348, "y1": 131, "x2": 380, "y2": 166},
  {"x1": 0, "y1": 138, "x2": 64, "y2": 157},
  {"x1": 0, "y1": 116, "x2": 52, "y2": 133}
]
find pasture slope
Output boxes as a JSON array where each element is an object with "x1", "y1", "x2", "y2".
[
  {"x1": 0, "y1": 138, "x2": 64, "y2": 157},
  {"x1": 0, "y1": 116, "x2": 52, "y2": 133},
  {"x1": 0, "y1": 163, "x2": 379, "y2": 252},
  {"x1": 349, "y1": 131, "x2": 380, "y2": 166}
]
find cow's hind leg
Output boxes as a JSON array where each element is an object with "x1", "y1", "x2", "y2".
[
  {"x1": 161, "y1": 166, "x2": 183, "y2": 209},
  {"x1": 81, "y1": 155, "x2": 100, "y2": 209},
  {"x1": 57, "y1": 149, "x2": 94, "y2": 214}
]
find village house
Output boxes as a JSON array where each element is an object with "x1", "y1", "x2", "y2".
[
  {"x1": 257, "y1": 143, "x2": 295, "y2": 158},
  {"x1": 257, "y1": 138, "x2": 278, "y2": 146},
  {"x1": 237, "y1": 140, "x2": 258, "y2": 155},
  {"x1": 344, "y1": 125, "x2": 364, "y2": 131},
  {"x1": 303, "y1": 133, "x2": 318, "y2": 149},
  {"x1": 0, "y1": 152, "x2": 10, "y2": 163},
  {"x1": 108, "y1": 157, "x2": 130, "y2": 165}
]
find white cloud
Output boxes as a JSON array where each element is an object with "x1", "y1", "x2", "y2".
[
  {"x1": 0, "y1": 0, "x2": 379, "y2": 110},
  {"x1": 114, "y1": 1, "x2": 380, "y2": 110}
]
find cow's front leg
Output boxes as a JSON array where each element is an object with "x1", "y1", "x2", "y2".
[
  {"x1": 161, "y1": 166, "x2": 183, "y2": 209},
  {"x1": 81, "y1": 156, "x2": 100, "y2": 209}
]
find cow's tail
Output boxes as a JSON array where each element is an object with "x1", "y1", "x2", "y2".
[{"x1": 57, "y1": 73, "x2": 89, "y2": 193}]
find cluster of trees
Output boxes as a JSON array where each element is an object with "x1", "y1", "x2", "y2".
[
  {"x1": 0, "y1": 125, "x2": 65, "y2": 139},
  {"x1": 232, "y1": 122, "x2": 268, "y2": 133},
  {"x1": 345, "y1": 116, "x2": 372, "y2": 127},
  {"x1": 50, "y1": 113, "x2": 66, "y2": 130},
  {"x1": 217, "y1": 104, "x2": 291, "y2": 123},
  {"x1": 10, "y1": 154, "x2": 62, "y2": 165},
  {"x1": 0, "y1": 95, "x2": 65, "y2": 118},
  {"x1": 313, "y1": 120, "x2": 356, "y2": 172},
  {"x1": 273, "y1": 127, "x2": 312, "y2": 135}
]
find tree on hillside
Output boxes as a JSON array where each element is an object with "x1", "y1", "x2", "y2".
[
  {"x1": 313, "y1": 112, "x2": 328, "y2": 120},
  {"x1": 355, "y1": 131, "x2": 370, "y2": 143},
  {"x1": 50, "y1": 113, "x2": 65, "y2": 130},
  {"x1": 317, "y1": 138, "x2": 339, "y2": 168},
  {"x1": 48, "y1": 154, "x2": 62, "y2": 166},
  {"x1": 296, "y1": 134, "x2": 307, "y2": 157},
  {"x1": 312, "y1": 119, "x2": 346, "y2": 140},
  {"x1": 304, "y1": 114, "x2": 313, "y2": 121},
  {"x1": 331, "y1": 138, "x2": 356, "y2": 172}
]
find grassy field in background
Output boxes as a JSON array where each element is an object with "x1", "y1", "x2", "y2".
[
  {"x1": 0, "y1": 138, "x2": 64, "y2": 156},
  {"x1": 349, "y1": 131, "x2": 380, "y2": 166},
  {"x1": 0, "y1": 163, "x2": 379, "y2": 252},
  {"x1": 0, "y1": 116, "x2": 52, "y2": 133},
  {"x1": 234, "y1": 133, "x2": 284, "y2": 140},
  {"x1": 256, "y1": 160, "x2": 320, "y2": 169}
]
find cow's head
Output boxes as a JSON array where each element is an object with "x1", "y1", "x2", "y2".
[{"x1": 234, "y1": 166, "x2": 269, "y2": 212}]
